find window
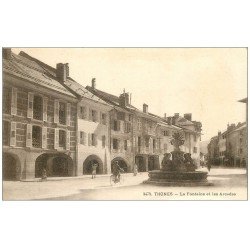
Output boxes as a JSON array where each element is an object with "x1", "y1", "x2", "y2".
[
  {"x1": 138, "y1": 136, "x2": 141, "y2": 147},
  {"x1": 101, "y1": 113, "x2": 107, "y2": 125},
  {"x1": 80, "y1": 131, "x2": 86, "y2": 145},
  {"x1": 102, "y1": 135, "x2": 106, "y2": 148},
  {"x1": 3, "y1": 87, "x2": 11, "y2": 114},
  {"x1": 163, "y1": 130, "x2": 169, "y2": 136},
  {"x1": 33, "y1": 95, "x2": 43, "y2": 120},
  {"x1": 145, "y1": 137, "x2": 149, "y2": 148},
  {"x1": 113, "y1": 120, "x2": 119, "y2": 131},
  {"x1": 3, "y1": 121, "x2": 10, "y2": 146},
  {"x1": 91, "y1": 110, "x2": 97, "y2": 122},
  {"x1": 193, "y1": 147, "x2": 197, "y2": 153},
  {"x1": 59, "y1": 102, "x2": 66, "y2": 124},
  {"x1": 240, "y1": 138, "x2": 243, "y2": 144},
  {"x1": 239, "y1": 148, "x2": 243, "y2": 154},
  {"x1": 117, "y1": 112, "x2": 125, "y2": 120},
  {"x1": 153, "y1": 139, "x2": 156, "y2": 149},
  {"x1": 91, "y1": 133, "x2": 97, "y2": 146},
  {"x1": 32, "y1": 126, "x2": 42, "y2": 148},
  {"x1": 124, "y1": 140, "x2": 128, "y2": 150},
  {"x1": 194, "y1": 135, "x2": 197, "y2": 142},
  {"x1": 125, "y1": 122, "x2": 131, "y2": 133},
  {"x1": 113, "y1": 139, "x2": 119, "y2": 150},
  {"x1": 59, "y1": 130, "x2": 66, "y2": 148},
  {"x1": 128, "y1": 114, "x2": 132, "y2": 121},
  {"x1": 79, "y1": 106, "x2": 86, "y2": 119}
]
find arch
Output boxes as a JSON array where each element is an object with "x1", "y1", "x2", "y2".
[
  {"x1": 111, "y1": 157, "x2": 129, "y2": 173},
  {"x1": 135, "y1": 155, "x2": 146, "y2": 172},
  {"x1": 3, "y1": 153, "x2": 21, "y2": 181},
  {"x1": 83, "y1": 155, "x2": 104, "y2": 174},
  {"x1": 35, "y1": 153, "x2": 74, "y2": 178}
]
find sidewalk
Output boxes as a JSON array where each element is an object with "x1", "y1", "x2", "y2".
[{"x1": 21, "y1": 172, "x2": 136, "y2": 182}]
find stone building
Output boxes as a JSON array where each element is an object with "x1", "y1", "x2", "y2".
[
  {"x1": 166, "y1": 113, "x2": 202, "y2": 167},
  {"x1": 3, "y1": 49, "x2": 78, "y2": 180},
  {"x1": 87, "y1": 84, "x2": 134, "y2": 172},
  {"x1": 208, "y1": 122, "x2": 247, "y2": 167}
]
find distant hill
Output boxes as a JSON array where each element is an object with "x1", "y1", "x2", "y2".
[{"x1": 200, "y1": 140, "x2": 209, "y2": 154}]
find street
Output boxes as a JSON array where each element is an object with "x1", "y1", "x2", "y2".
[{"x1": 3, "y1": 167, "x2": 247, "y2": 201}]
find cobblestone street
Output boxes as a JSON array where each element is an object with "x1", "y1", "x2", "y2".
[{"x1": 3, "y1": 167, "x2": 247, "y2": 201}]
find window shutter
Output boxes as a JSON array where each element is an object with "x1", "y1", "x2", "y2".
[
  {"x1": 83, "y1": 132, "x2": 86, "y2": 145},
  {"x1": 43, "y1": 97, "x2": 48, "y2": 122},
  {"x1": 26, "y1": 124, "x2": 32, "y2": 147},
  {"x1": 11, "y1": 87, "x2": 17, "y2": 115},
  {"x1": 78, "y1": 131, "x2": 81, "y2": 144},
  {"x1": 10, "y1": 122, "x2": 16, "y2": 147},
  {"x1": 117, "y1": 120, "x2": 121, "y2": 131},
  {"x1": 54, "y1": 100, "x2": 59, "y2": 123},
  {"x1": 127, "y1": 140, "x2": 130, "y2": 152},
  {"x1": 66, "y1": 130, "x2": 70, "y2": 150},
  {"x1": 111, "y1": 120, "x2": 114, "y2": 130},
  {"x1": 120, "y1": 121, "x2": 124, "y2": 132},
  {"x1": 27, "y1": 92, "x2": 34, "y2": 118},
  {"x1": 54, "y1": 128, "x2": 59, "y2": 149},
  {"x1": 66, "y1": 103, "x2": 71, "y2": 126},
  {"x1": 89, "y1": 108, "x2": 92, "y2": 121},
  {"x1": 119, "y1": 140, "x2": 123, "y2": 152},
  {"x1": 88, "y1": 133, "x2": 92, "y2": 146},
  {"x1": 42, "y1": 127, "x2": 47, "y2": 149},
  {"x1": 94, "y1": 134, "x2": 97, "y2": 147}
]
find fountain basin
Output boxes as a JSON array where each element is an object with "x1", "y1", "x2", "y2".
[{"x1": 143, "y1": 170, "x2": 212, "y2": 186}]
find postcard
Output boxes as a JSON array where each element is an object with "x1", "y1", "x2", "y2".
[{"x1": 2, "y1": 47, "x2": 247, "y2": 200}]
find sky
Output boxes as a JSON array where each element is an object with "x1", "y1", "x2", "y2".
[{"x1": 12, "y1": 48, "x2": 247, "y2": 141}]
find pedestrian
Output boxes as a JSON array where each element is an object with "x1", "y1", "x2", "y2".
[
  {"x1": 133, "y1": 163, "x2": 138, "y2": 176},
  {"x1": 41, "y1": 168, "x2": 47, "y2": 181},
  {"x1": 91, "y1": 162, "x2": 97, "y2": 179},
  {"x1": 207, "y1": 159, "x2": 211, "y2": 172}
]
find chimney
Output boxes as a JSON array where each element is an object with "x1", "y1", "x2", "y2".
[
  {"x1": 56, "y1": 63, "x2": 69, "y2": 82},
  {"x1": 130, "y1": 93, "x2": 132, "y2": 104},
  {"x1": 143, "y1": 103, "x2": 148, "y2": 113},
  {"x1": 92, "y1": 78, "x2": 96, "y2": 89},
  {"x1": 184, "y1": 113, "x2": 192, "y2": 121},
  {"x1": 164, "y1": 113, "x2": 167, "y2": 119},
  {"x1": 119, "y1": 92, "x2": 129, "y2": 107},
  {"x1": 174, "y1": 113, "x2": 179, "y2": 118},
  {"x1": 3, "y1": 48, "x2": 12, "y2": 60}
]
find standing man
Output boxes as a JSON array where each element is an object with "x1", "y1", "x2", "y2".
[{"x1": 91, "y1": 162, "x2": 97, "y2": 179}]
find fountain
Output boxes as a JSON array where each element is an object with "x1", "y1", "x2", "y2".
[{"x1": 144, "y1": 132, "x2": 212, "y2": 186}]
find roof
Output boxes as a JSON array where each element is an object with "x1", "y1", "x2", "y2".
[
  {"x1": 12, "y1": 51, "x2": 109, "y2": 105},
  {"x1": 3, "y1": 52, "x2": 75, "y2": 97},
  {"x1": 86, "y1": 86, "x2": 137, "y2": 109}
]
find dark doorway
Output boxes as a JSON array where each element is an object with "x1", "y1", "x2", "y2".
[
  {"x1": 148, "y1": 155, "x2": 159, "y2": 171},
  {"x1": 3, "y1": 153, "x2": 20, "y2": 181},
  {"x1": 111, "y1": 158, "x2": 129, "y2": 173},
  {"x1": 135, "y1": 155, "x2": 146, "y2": 172},
  {"x1": 83, "y1": 155, "x2": 103, "y2": 174},
  {"x1": 35, "y1": 153, "x2": 73, "y2": 178}
]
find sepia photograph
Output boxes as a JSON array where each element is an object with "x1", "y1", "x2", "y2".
[{"x1": 2, "y1": 47, "x2": 248, "y2": 200}]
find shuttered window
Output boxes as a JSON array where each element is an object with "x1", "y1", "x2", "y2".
[
  {"x1": 42, "y1": 127, "x2": 47, "y2": 149},
  {"x1": 26, "y1": 124, "x2": 32, "y2": 147},
  {"x1": 10, "y1": 122, "x2": 16, "y2": 147},
  {"x1": 66, "y1": 103, "x2": 71, "y2": 126},
  {"x1": 43, "y1": 97, "x2": 48, "y2": 122},
  {"x1": 80, "y1": 131, "x2": 86, "y2": 145},
  {"x1": 27, "y1": 92, "x2": 34, "y2": 118},
  {"x1": 54, "y1": 100, "x2": 59, "y2": 123}
]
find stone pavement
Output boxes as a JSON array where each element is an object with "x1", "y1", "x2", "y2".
[{"x1": 2, "y1": 167, "x2": 247, "y2": 201}]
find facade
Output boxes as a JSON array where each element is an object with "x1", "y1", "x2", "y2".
[
  {"x1": 3, "y1": 49, "x2": 78, "y2": 180},
  {"x1": 87, "y1": 84, "x2": 134, "y2": 172},
  {"x1": 87, "y1": 83, "x2": 202, "y2": 172},
  {"x1": 2, "y1": 48, "x2": 203, "y2": 180},
  {"x1": 208, "y1": 122, "x2": 247, "y2": 167}
]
